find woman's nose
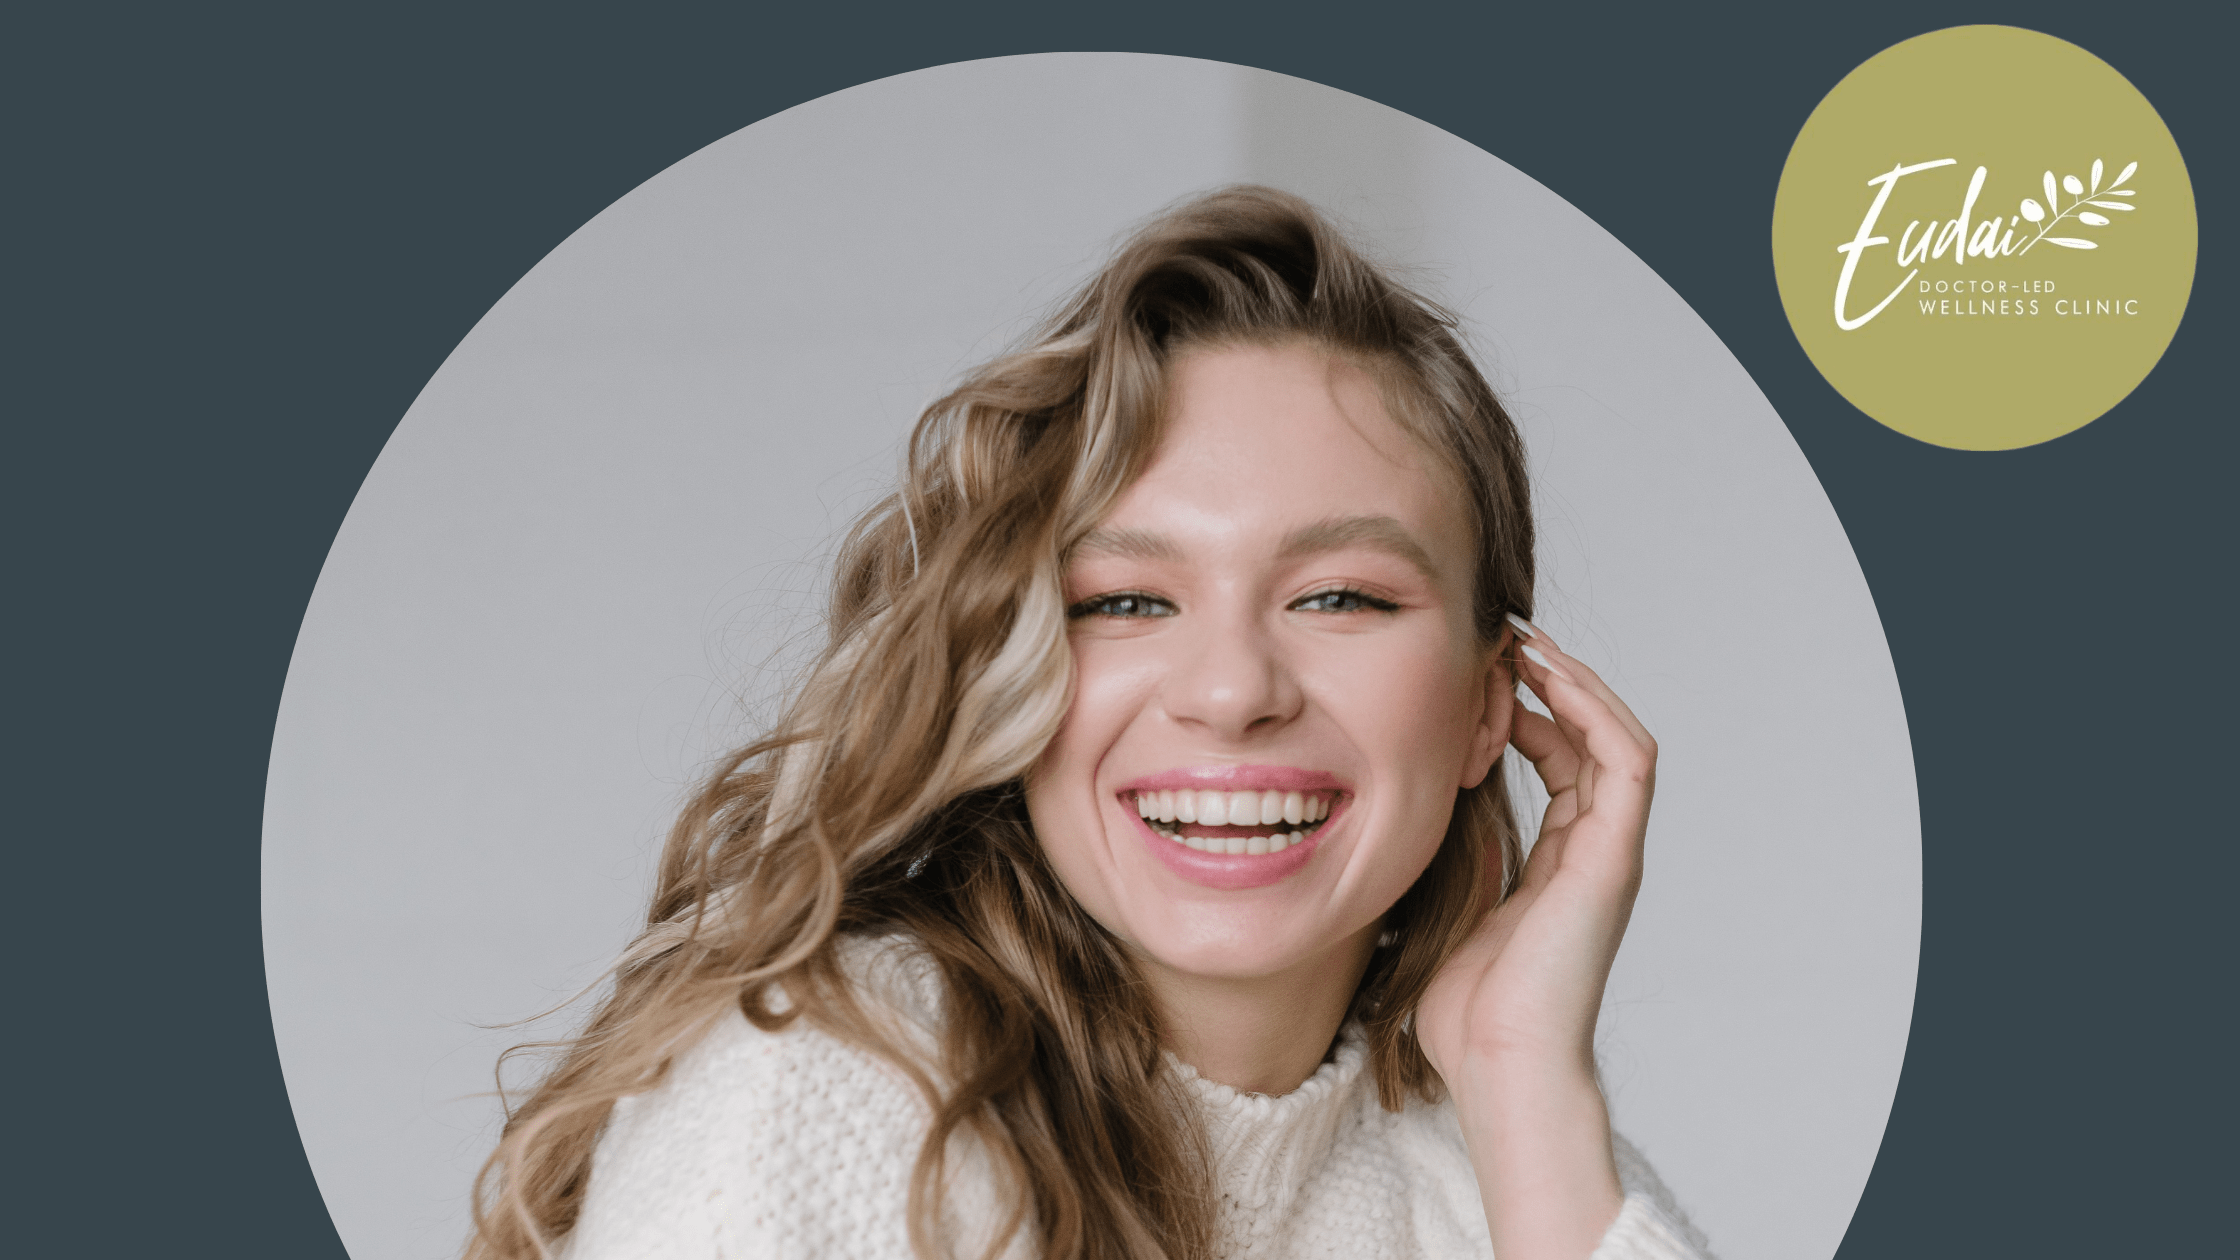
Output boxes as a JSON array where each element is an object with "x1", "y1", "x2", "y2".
[{"x1": 1160, "y1": 613, "x2": 1304, "y2": 741}]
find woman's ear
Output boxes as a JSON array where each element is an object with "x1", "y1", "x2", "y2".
[{"x1": 1458, "y1": 631, "x2": 1516, "y2": 790}]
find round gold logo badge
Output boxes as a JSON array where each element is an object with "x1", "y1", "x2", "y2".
[{"x1": 1771, "y1": 26, "x2": 2197, "y2": 450}]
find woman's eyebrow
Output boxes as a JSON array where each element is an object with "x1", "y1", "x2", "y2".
[
  {"x1": 1071, "y1": 517, "x2": 1439, "y2": 577},
  {"x1": 1071, "y1": 526, "x2": 1183, "y2": 562},
  {"x1": 1277, "y1": 514, "x2": 1439, "y2": 580}
]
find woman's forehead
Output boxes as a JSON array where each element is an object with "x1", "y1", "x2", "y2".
[
  {"x1": 1089, "y1": 343, "x2": 1474, "y2": 573},
  {"x1": 1157, "y1": 342, "x2": 1416, "y2": 461}
]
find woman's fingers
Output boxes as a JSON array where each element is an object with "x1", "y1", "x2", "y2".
[
  {"x1": 1507, "y1": 616, "x2": 1655, "y2": 752},
  {"x1": 1508, "y1": 707, "x2": 1580, "y2": 796},
  {"x1": 1501, "y1": 840, "x2": 1561, "y2": 913},
  {"x1": 1506, "y1": 619, "x2": 1656, "y2": 879},
  {"x1": 1528, "y1": 652, "x2": 1653, "y2": 759},
  {"x1": 1509, "y1": 624, "x2": 1656, "y2": 784},
  {"x1": 1508, "y1": 709, "x2": 1583, "y2": 846}
]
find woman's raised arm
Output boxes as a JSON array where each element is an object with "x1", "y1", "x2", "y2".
[{"x1": 1415, "y1": 615, "x2": 1675, "y2": 1260}]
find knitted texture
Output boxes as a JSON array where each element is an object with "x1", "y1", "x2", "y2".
[{"x1": 565, "y1": 939, "x2": 1711, "y2": 1259}]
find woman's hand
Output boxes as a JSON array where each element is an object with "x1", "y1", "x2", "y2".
[{"x1": 1415, "y1": 616, "x2": 1657, "y2": 1260}]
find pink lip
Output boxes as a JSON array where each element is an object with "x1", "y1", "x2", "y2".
[
  {"x1": 1130, "y1": 812, "x2": 1332, "y2": 890},
  {"x1": 1121, "y1": 764, "x2": 1348, "y2": 794}
]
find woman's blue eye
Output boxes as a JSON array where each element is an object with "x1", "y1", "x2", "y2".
[
  {"x1": 1068, "y1": 592, "x2": 1177, "y2": 619},
  {"x1": 1292, "y1": 588, "x2": 1399, "y2": 614}
]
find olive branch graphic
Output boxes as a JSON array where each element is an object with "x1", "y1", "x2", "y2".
[{"x1": 2018, "y1": 158, "x2": 2137, "y2": 253}]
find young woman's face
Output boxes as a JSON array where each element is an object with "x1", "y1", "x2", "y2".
[{"x1": 1026, "y1": 341, "x2": 1510, "y2": 985}]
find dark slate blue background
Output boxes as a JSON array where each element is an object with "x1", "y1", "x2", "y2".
[{"x1": 10, "y1": 3, "x2": 2230, "y2": 1255}]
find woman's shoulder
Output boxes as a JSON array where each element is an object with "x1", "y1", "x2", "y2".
[
  {"x1": 603, "y1": 934, "x2": 946, "y2": 1148},
  {"x1": 564, "y1": 936, "x2": 943, "y2": 1260}
]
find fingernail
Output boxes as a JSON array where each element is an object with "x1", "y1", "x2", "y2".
[
  {"x1": 1520, "y1": 643, "x2": 1572, "y2": 682},
  {"x1": 1504, "y1": 612, "x2": 1539, "y2": 640}
]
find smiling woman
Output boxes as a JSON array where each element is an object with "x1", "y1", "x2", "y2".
[{"x1": 466, "y1": 188, "x2": 1710, "y2": 1260}]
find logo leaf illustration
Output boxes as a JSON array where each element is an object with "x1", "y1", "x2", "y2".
[{"x1": 2016, "y1": 157, "x2": 2141, "y2": 255}]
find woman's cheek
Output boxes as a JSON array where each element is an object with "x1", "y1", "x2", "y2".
[
  {"x1": 1045, "y1": 638, "x2": 1131, "y2": 751},
  {"x1": 1335, "y1": 630, "x2": 1469, "y2": 746},
  {"x1": 1029, "y1": 643, "x2": 1147, "y2": 862}
]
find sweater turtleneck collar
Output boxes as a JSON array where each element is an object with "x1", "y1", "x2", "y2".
[{"x1": 1165, "y1": 1028, "x2": 1371, "y2": 1239}]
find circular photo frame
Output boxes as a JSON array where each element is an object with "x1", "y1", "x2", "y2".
[{"x1": 264, "y1": 53, "x2": 1918, "y2": 1260}]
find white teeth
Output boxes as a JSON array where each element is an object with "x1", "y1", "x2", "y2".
[
  {"x1": 1132, "y1": 788, "x2": 1336, "y2": 822},
  {"x1": 1148, "y1": 826, "x2": 1312, "y2": 854},
  {"x1": 1134, "y1": 787, "x2": 1341, "y2": 854}
]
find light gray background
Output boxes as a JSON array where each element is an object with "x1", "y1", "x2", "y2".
[{"x1": 264, "y1": 54, "x2": 1918, "y2": 1260}]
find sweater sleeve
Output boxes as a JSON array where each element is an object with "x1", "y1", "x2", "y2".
[{"x1": 1589, "y1": 1132, "x2": 1717, "y2": 1260}]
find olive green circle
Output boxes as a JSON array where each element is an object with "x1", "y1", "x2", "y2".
[{"x1": 1772, "y1": 26, "x2": 2197, "y2": 450}]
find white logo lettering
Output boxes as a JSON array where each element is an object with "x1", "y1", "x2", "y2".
[{"x1": 1833, "y1": 158, "x2": 2141, "y2": 330}]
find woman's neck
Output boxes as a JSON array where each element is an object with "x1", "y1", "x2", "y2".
[{"x1": 1141, "y1": 923, "x2": 1380, "y2": 1096}]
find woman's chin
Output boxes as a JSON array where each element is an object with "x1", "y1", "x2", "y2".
[{"x1": 1123, "y1": 916, "x2": 1346, "y2": 984}]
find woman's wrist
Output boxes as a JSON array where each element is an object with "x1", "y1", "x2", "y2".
[
  {"x1": 1444, "y1": 1043, "x2": 1597, "y2": 1107},
  {"x1": 1446, "y1": 1049, "x2": 1625, "y2": 1260}
]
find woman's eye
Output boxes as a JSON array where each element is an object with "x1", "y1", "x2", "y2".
[
  {"x1": 1067, "y1": 591, "x2": 1177, "y2": 619},
  {"x1": 1291, "y1": 587, "x2": 1400, "y2": 614}
]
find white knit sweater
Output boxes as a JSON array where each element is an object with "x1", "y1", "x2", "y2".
[{"x1": 565, "y1": 938, "x2": 1713, "y2": 1260}]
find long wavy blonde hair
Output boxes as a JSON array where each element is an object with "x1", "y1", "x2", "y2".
[{"x1": 467, "y1": 186, "x2": 1537, "y2": 1260}]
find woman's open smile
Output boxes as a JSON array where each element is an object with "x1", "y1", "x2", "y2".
[{"x1": 1119, "y1": 766, "x2": 1351, "y2": 888}]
